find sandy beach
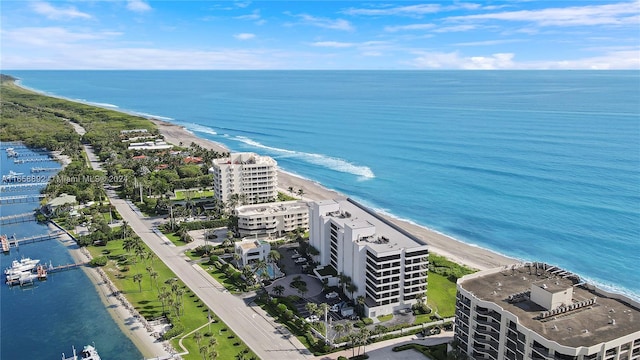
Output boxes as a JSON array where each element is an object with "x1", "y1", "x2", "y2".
[{"x1": 152, "y1": 119, "x2": 516, "y2": 271}]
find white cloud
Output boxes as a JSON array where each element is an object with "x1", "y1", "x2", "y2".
[
  {"x1": 454, "y1": 39, "x2": 523, "y2": 47},
  {"x1": 446, "y1": 2, "x2": 640, "y2": 27},
  {"x1": 127, "y1": 0, "x2": 152, "y2": 13},
  {"x1": 236, "y1": 9, "x2": 261, "y2": 20},
  {"x1": 3, "y1": 27, "x2": 121, "y2": 47},
  {"x1": 410, "y1": 51, "x2": 516, "y2": 69},
  {"x1": 343, "y1": 4, "x2": 443, "y2": 16},
  {"x1": 409, "y1": 49, "x2": 640, "y2": 69},
  {"x1": 384, "y1": 23, "x2": 435, "y2": 32},
  {"x1": 286, "y1": 13, "x2": 354, "y2": 31},
  {"x1": 234, "y1": 33, "x2": 256, "y2": 40},
  {"x1": 433, "y1": 24, "x2": 477, "y2": 33},
  {"x1": 342, "y1": 3, "x2": 484, "y2": 17},
  {"x1": 311, "y1": 41, "x2": 355, "y2": 48},
  {"x1": 31, "y1": 2, "x2": 92, "y2": 20}
]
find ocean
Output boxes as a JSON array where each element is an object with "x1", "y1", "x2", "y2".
[
  {"x1": 7, "y1": 70, "x2": 640, "y2": 302},
  {"x1": 0, "y1": 147, "x2": 142, "y2": 359}
]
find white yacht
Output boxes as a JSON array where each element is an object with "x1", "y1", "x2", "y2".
[{"x1": 61, "y1": 344, "x2": 101, "y2": 360}]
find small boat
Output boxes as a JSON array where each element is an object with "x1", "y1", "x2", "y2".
[
  {"x1": 2, "y1": 170, "x2": 24, "y2": 182},
  {"x1": 61, "y1": 344, "x2": 101, "y2": 360},
  {"x1": 4, "y1": 257, "x2": 40, "y2": 275}
]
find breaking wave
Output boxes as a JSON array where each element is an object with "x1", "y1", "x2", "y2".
[{"x1": 234, "y1": 136, "x2": 375, "y2": 180}]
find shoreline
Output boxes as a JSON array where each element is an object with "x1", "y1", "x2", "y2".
[
  {"x1": 51, "y1": 225, "x2": 174, "y2": 359},
  {"x1": 151, "y1": 118, "x2": 516, "y2": 271}
]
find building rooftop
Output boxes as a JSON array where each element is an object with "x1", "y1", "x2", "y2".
[
  {"x1": 235, "y1": 200, "x2": 309, "y2": 217},
  {"x1": 322, "y1": 198, "x2": 427, "y2": 254},
  {"x1": 459, "y1": 263, "x2": 640, "y2": 348},
  {"x1": 213, "y1": 152, "x2": 277, "y2": 167}
]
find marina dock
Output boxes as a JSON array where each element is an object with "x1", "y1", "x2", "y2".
[
  {"x1": 0, "y1": 194, "x2": 46, "y2": 204},
  {"x1": 0, "y1": 212, "x2": 36, "y2": 225},
  {"x1": 13, "y1": 157, "x2": 53, "y2": 164},
  {"x1": 0, "y1": 183, "x2": 50, "y2": 192}
]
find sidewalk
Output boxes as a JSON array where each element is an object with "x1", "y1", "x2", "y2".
[{"x1": 314, "y1": 331, "x2": 453, "y2": 360}]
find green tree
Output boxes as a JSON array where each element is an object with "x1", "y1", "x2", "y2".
[
  {"x1": 133, "y1": 273, "x2": 143, "y2": 292},
  {"x1": 272, "y1": 284, "x2": 285, "y2": 297}
]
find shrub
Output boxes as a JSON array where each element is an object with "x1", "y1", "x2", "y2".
[
  {"x1": 89, "y1": 256, "x2": 108, "y2": 267},
  {"x1": 162, "y1": 323, "x2": 185, "y2": 340}
]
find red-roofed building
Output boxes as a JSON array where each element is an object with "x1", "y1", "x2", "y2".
[
  {"x1": 183, "y1": 156, "x2": 203, "y2": 164},
  {"x1": 132, "y1": 155, "x2": 147, "y2": 160}
]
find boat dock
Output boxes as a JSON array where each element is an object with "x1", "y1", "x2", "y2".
[
  {"x1": 0, "y1": 231, "x2": 65, "y2": 253},
  {"x1": 31, "y1": 167, "x2": 59, "y2": 173},
  {"x1": 13, "y1": 157, "x2": 53, "y2": 164},
  {"x1": 0, "y1": 183, "x2": 50, "y2": 192},
  {"x1": 0, "y1": 212, "x2": 36, "y2": 225},
  {"x1": 5, "y1": 261, "x2": 88, "y2": 286},
  {"x1": 0, "y1": 194, "x2": 46, "y2": 204}
]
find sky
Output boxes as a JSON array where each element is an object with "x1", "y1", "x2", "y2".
[{"x1": 1, "y1": 0, "x2": 639, "y2": 70}]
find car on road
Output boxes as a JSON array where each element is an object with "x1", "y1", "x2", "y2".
[
  {"x1": 305, "y1": 315, "x2": 319, "y2": 322},
  {"x1": 294, "y1": 257, "x2": 307, "y2": 264},
  {"x1": 325, "y1": 291, "x2": 339, "y2": 299}
]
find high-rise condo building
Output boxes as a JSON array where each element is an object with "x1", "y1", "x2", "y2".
[
  {"x1": 209, "y1": 152, "x2": 278, "y2": 205},
  {"x1": 309, "y1": 198, "x2": 428, "y2": 318},
  {"x1": 454, "y1": 262, "x2": 640, "y2": 360}
]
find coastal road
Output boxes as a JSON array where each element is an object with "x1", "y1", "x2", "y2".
[
  {"x1": 110, "y1": 196, "x2": 313, "y2": 359},
  {"x1": 79, "y1": 140, "x2": 312, "y2": 359}
]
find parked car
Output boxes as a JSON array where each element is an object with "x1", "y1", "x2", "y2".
[
  {"x1": 291, "y1": 253, "x2": 301, "y2": 259},
  {"x1": 325, "y1": 291, "x2": 339, "y2": 299},
  {"x1": 330, "y1": 303, "x2": 341, "y2": 312},
  {"x1": 305, "y1": 315, "x2": 319, "y2": 322},
  {"x1": 294, "y1": 257, "x2": 307, "y2": 264}
]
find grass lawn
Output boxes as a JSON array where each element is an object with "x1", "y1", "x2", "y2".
[
  {"x1": 377, "y1": 314, "x2": 393, "y2": 322},
  {"x1": 160, "y1": 229, "x2": 189, "y2": 247},
  {"x1": 86, "y1": 239, "x2": 256, "y2": 360},
  {"x1": 173, "y1": 189, "x2": 214, "y2": 201},
  {"x1": 426, "y1": 272, "x2": 458, "y2": 318}
]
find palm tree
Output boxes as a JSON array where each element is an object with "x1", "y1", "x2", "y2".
[
  {"x1": 121, "y1": 220, "x2": 131, "y2": 239},
  {"x1": 267, "y1": 250, "x2": 281, "y2": 264},
  {"x1": 333, "y1": 323, "x2": 345, "y2": 342},
  {"x1": 287, "y1": 186, "x2": 294, "y2": 194},
  {"x1": 356, "y1": 295, "x2": 366, "y2": 317},
  {"x1": 272, "y1": 284, "x2": 285, "y2": 297},
  {"x1": 297, "y1": 188, "x2": 304, "y2": 197},
  {"x1": 150, "y1": 270, "x2": 159, "y2": 292},
  {"x1": 305, "y1": 302, "x2": 318, "y2": 316},
  {"x1": 133, "y1": 273, "x2": 143, "y2": 292},
  {"x1": 297, "y1": 283, "x2": 308, "y2": 298},
  {"x1": 358, "y1": 328, "x2": 371, "y2": 356},
  {"x1": 346, "y1": 283, "x2": 358, "y2": 300},
  {"x1": 193, "y1": 331, "x2": 203, "y2": 349},
  {"x1": 158, "y1": 288, "x2": 170, "y2": 314},
  {"x1": 199, "y1": 345, "x2": 208, "y2": 360}
]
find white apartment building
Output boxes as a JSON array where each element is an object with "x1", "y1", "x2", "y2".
[
  {"x1": 209, "y1": 152, "x2": 278, "y2": 205},
  {"x1": 234, "y1": 239, "x2": 271, "y2": 267},
  {"x1": 234, "y1": 200, "x2": 309, "y2": 238},
  {"x1": 455, "y1": 262, "x2": 640, "y2": 360},
  {"x1": 309, "y1": 198, "x2": 428, "y2": 318}
]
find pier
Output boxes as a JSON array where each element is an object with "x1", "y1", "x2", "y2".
[
  {"x1": 47, "y1": 261, "x2": 88, "y2": 273},
  {"x1": 13, "y1": 157, "x2": 53, "y2": 164},
  {"x1": 0, "y1": 231, "x2": 65, "y2": 252},
  {"x1": 0, "y1": 194, "x2": 46, "y2": 204},
  {"x1": 31, "y1": 167, "x2": 59, "y2": 173},
  {"x1": 0, "y1": 183, "x2": 50, "y2": 192},
  {"x1": 0, "y1": 212, "x2": 36, "y2": 225}
]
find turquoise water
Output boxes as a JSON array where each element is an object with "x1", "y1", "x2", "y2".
[
  {"x1": 7, "y1": 70, "x2": 640, "y2": 301},
  {"x1": 0, "y1": 146, "x2": 142, "y2": 359}
]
